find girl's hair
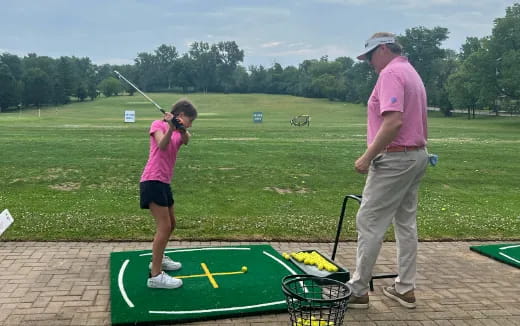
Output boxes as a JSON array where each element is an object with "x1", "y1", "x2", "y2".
[
  {"x1": 171, "y1": 98, "x2": 198, "y2": 119},
  {"x1": 371, "y1": 32, "x2": 403, "y2": 55}
]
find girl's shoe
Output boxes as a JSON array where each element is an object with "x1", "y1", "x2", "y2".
[
  {"x1": 147, "y1": 271, "x2": 183, "y2": 289},
  {"x1": 149, "y1": 255, "x2": 182, "y2": 271}
]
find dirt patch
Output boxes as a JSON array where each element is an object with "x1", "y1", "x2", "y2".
[
  {"x1": 45, "y1": 168, "x2": 80, "y2": 181},
  {"x1": 49, "y1": 182, "x2": 81, "y2": 191},
  {"x1": 263, "y1": 186, "x2": 311, "y2": 194}
]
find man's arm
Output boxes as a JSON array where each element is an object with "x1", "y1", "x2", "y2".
[{"x1": 355, "y1": 111, "x2": 402, "y2": 174}]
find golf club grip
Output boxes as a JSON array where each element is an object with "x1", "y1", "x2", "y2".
[
  {"x1": 163, "y1": 116, "x2": 185, "y2": 130},
  {"x1": 173, "y1": 117, "x2": 186, "y2": 130}
]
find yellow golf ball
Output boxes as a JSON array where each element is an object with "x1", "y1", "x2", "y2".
[{"x1": 241, "y1": 266, "x2": 248, "y2": 273}]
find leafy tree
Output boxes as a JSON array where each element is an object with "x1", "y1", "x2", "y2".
[
  {"x1": 280, "y1": 66, "x2": 300, "y2": 95},
  {"x1": 446, "y1": 69, "x2": 475, "y2": 116},
  {"x1": 445, "y1": 50, "x2": 495, "y2": 119},
  {"x1": 344, "y1": 61, "x2": 376, "y2": 104},
  {"x1": 72, "y1": 57, "x2": 95, "y2": 101},
  {"x1": 134, "y1": 52, "x2": 158, "y2": 91},
  {"x1": 498, "y1": 50, "x2": 520, "y2": 99},
  {"x1": 155, "y1": 44, "x2": 178, "y2": 89},
  {"x1": 214, "y1": 41, "x2": 244, "y2": 92},
  {"x1": 189, "y1": 42, "x2": 218, "y2": 92},
  {"x1": 311, "y1": 73, "x2": 337, "y2": 100},
  {"x1": 490, "y1": 3, "x2": 520, "y2": 101},
  {"x1": 23, "y1": 68, "x2": 52, "y2": 107},
  {"x1": 98, "y1": 77, "x2": 122, "y2": 97},
  {"x1": 267, "y1": 63, "x2": 284, "y2": 94},
  {"x1": 87, "y1": 81, "x2": 98, "y2": 100},
  {"x1": 55, "y1": 57, "x2": 75, "y2": 104},
  {"x1": 398, "y1": 26, "x2": 449, "y2": 107},
  {"x1": 0, "y1": 63, "x2": 19, "y2": 111},
  {"x1": 447, "y1": 3, "x2": 520, "y2": 116},
  {"x1": 459, "y1": 37, "x2": 484, "y2": 61},
  {"x1": 113, "y1": 64, "x2": 138, "y2": 95},
  {"x1": 230, "y1": 66, "x2": 249, "y2": 93},
  {"x1": 248, "y1": 65, "x2": 270, "y2": 93},
  {"x1": 435, "y1": 50, "x2": 458, "y2": 116},
  {"x1": 172, "y1": 54, "x2": 195, "y2": 92},
  {"x1": 0, "y1": 53, "x2": 23, "y2": 80},
  {"x1": 490, "y1": 4, "x2": 520, "y2": 55},
  {"x1": 76, "y1": 82, "x2": 88, "y2": 101}
]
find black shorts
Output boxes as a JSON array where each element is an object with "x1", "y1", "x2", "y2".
[{"x1": 140, "y1": 181, "x2": 174, "y2": 209}]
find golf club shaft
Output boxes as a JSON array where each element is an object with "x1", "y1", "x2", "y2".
[{"x1": 113, "y1": 70, "x2": 166, "y2": 114}]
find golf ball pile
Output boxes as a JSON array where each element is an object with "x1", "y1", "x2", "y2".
[
  {"x1": 283, "y1": 251, "x2": 339, "y2": 272},
  {"x1": 293, "y1": 316, "x2": 335, "y2": 326}
]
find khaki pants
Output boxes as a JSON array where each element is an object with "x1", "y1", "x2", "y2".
[{"x1": 348, "y1": 149, "x2": 429, "y2": 296}]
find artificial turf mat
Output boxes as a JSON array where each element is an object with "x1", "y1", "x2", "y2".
[
  {"x1": 470, "y1": 243, "x2": 520, "y2": 269},
  {"x1": 109, "y1": 244, "x2": 305, "y2": 325}
]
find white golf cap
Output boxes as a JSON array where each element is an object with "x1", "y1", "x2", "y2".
[{"x1": 357, "y1": 36, "x2": 396, "y2": 60}]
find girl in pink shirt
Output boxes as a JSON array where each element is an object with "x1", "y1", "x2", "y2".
[{"x1": 140, "y1": 99, "x2": 197, "y2": 289}]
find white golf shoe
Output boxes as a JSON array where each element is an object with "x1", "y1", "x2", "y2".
[
  {"x1": 149, "y1": 255, "x2": 182, "y2": 271},
  {"x1": 147, "y1": 271, "x2": 183, "y2": 289}
]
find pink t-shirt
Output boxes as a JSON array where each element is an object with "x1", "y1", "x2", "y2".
[
  {"x1": 140, "y1": 120, "x2": 184, "y2": 184},
  {"x1": 367, "y1": 56, "x2": 428, "y2": 147}
]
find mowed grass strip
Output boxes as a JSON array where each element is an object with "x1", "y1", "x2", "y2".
[{"x1": 1, "y1": 93, "x2": 519, "y2": 241}]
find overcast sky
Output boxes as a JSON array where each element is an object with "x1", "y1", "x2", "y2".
[{"x1": 0, "y1": 0, "x2": 514, "y2": 68}]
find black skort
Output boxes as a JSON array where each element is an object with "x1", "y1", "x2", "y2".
[{"x1": 140, "y1": 181, "x2": 174, "y2": 209}]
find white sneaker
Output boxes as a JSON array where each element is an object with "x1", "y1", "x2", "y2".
[
  {"x1": 149, "y1": 255, "x2": 182, "y2": 271},
  {"x1": 147, "y1": 271, "x2": 183, "y2": 289}
]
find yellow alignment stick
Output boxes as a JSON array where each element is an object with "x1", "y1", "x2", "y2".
[
  {"x1": 200, "y1": 262, "x2": 219, "y2": 289},
  {"x1": 176, "y1": 270, "x2": 244, "y2": 279}
]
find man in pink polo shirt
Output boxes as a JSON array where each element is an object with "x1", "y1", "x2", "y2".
[{"x1": 346, "y1": 32, "x2": 429, "y2": 309}]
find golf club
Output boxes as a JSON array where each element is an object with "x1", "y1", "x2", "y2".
[{"x1": 113, "y1": 70, "x2": 184, "y2": 129}]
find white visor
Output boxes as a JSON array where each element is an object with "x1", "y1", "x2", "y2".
[{"x1": 357, "y1": 36, "x2": 396, "y2": 60}]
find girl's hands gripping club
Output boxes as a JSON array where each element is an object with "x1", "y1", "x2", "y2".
[{"x1": 164, "y1": 112, "x2": 185, "y2": 131}]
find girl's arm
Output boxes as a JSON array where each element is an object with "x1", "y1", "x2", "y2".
[
  {"x1": 154, "y1": 113, "x2": 177, "y2": 150},
  {"x1": 154, "y1": 127, "x2": 174, "y2": 150},
  {"x1": 180, "y1": 130, "x2": 191, "y2": 145}
]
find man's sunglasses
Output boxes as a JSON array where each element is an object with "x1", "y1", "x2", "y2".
[{"x1": 365, "y1": 45, "x2": 379, "y2": 62}]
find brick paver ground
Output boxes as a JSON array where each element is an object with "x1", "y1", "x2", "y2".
[{"x1": 0, "y1": 241, "x2": 519, "y2": 325}]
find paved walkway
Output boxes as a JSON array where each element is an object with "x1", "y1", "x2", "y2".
[{"x1": 0, "y1": 241, "x2": 519, "y2": 326}]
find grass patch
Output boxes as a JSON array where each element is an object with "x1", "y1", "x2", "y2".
[{"x1": 1, "y1": 94, "x2": 519, "y2": 241}]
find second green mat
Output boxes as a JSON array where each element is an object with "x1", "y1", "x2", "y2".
[{"x1": 470, "y1": 243, "x2": 520, "y2": 269}]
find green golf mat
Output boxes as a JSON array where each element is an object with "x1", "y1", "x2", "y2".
[
  {"x1": 470, "y1": 243, "x2": 520, "y2": 269},
  {"x1": 110, "y1": 244, "x2": 305, "y2": 325}
]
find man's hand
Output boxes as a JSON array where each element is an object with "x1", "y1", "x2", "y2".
[
  {"x1": 355, "y1": 155, "x2": 371, "y2": 174},
  {"x1": 354, "y1": 111, "x2": 403, "y2": 174}
]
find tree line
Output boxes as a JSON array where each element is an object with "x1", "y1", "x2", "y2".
[{"x1": 0, "y1": 3, "x2": 518, "y2": 117}]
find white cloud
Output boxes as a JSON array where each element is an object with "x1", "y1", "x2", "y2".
[{"x1": 260, "y1": 42, "x2": 283, "y2": 48}]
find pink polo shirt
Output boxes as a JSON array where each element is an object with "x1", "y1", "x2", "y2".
[
  {"x1": 367, "y1": 56, "x2": 428, "y2": 147},
  {"x1": 140, "y1": 120, "x2": 184, "y2": 184}
]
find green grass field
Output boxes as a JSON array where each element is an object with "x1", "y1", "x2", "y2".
[{"x1": 1, "y1": 93, "x2": 519, "y2": 241}]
